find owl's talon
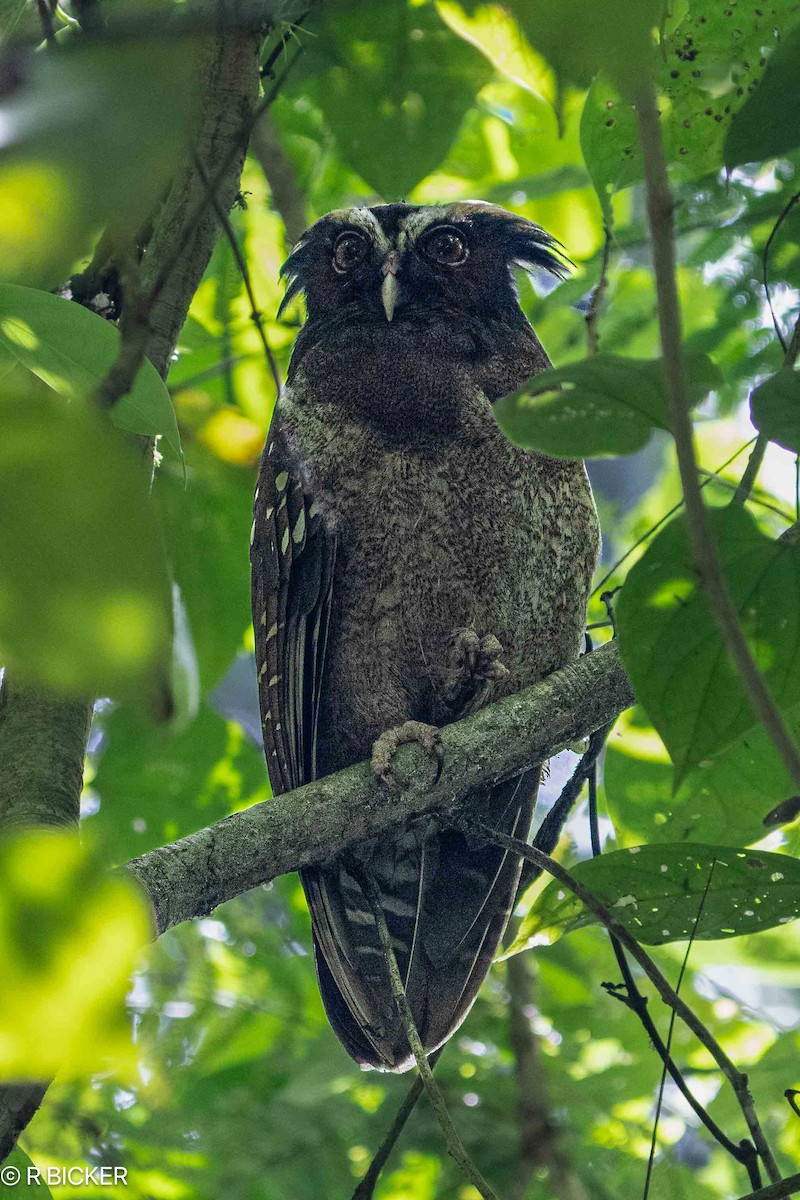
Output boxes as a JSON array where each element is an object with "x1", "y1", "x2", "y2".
[
  {"x1": 444, "y1": 628, "x2": 510, "y2": 716},
  {"x1": 371, "y1": 721, "x2": 443, "y2": 789}
]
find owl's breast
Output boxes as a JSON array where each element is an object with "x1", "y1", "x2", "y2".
[{"x1": 279, "y1": 386, "x2": 598, "y2": 770}]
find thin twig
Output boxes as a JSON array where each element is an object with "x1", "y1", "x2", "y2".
[
  {"x1": 584, "y1": 738, "x2": 750, "y2": 1168},
  {"x1": 514, "y1": 724, "x2": 611, "y2": 901},
  {"x1": 591, "y1": 440, "x2": 756, "y2": 598},
  {"x1": 457, "y1": 820, "x2": 781, "y2": 1185},
  {"x1": 586, "y1": 223, "x2": 612, "y2": 356},
  {"x1": 352, "y1": 864, "x2": 500, "y2": 1200},
  {"x1": 352, "y1": 1077, "x2": 426, "y2": 1200},
  {"x1": 36, "y1": 0, "x2": 56, "y2": 45},
  {"x1": 194, "y1": 154, "x2": 282, "y2": 397},
  {"x1": 640, "y1": 862, "x2": 745, "y2": 1198},
  {"x1": 762, "y1": 189, "x2": 800, "y2": 355},
  {"x1": 635, "y1": 80, "x2": 800, "y2": 807},
  {"x1": 732, "y1": 436, "x2": 769, "y2": 505},
  {"x1": 734, "y1": 187, "x2": 800, "y2": 501},
  {"x1": 734, "y1": 196, "x2": 800, "y2": 505},
  {"x1": 699, "y1": 469, "x2": 793, "y2": 520},
  {"x1": 260, "y1": 11, "x2": 309, "y2": 79}
]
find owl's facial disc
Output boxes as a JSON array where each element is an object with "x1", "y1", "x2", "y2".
[{"x1": 279, "y1": 202, "x2": 567, "y2": 329}]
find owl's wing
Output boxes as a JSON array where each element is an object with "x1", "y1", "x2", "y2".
[{"x1": 250, "y1": 414, "x2": 336, "y2": 795}]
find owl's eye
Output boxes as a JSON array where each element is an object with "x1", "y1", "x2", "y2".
[
  {"x1": 333, "y1": 231, "x2": 370, "y2": 273},
  {"x1": 419, "y1": 226, "x2": 468, "y2": 267}
]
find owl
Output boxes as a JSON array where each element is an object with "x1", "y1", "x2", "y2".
[{"x1": 251, "y1": 201, "x2": 599, "y2": 1071}]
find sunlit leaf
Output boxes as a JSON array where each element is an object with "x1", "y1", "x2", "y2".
[
  {"x1": 0, "y1": 830, "x2": 149, "y2": 1079},
  {"x1": 447, "y1": 0, "x2": 662, "y2": 92},
  {"x1": 750, "y1": 367, "x2": 800, "y2": 454},
  {"x1": 725, "y1": 23, "x2": 800, "y2": 167},
  {"x1": 0, "y1": 388, "x2": 173, "y2": 715},
  {"x1": 617, "y1": 505, "x2": 800, "y2": 784},
  {"x1": 605, "y1": 706, "x2": 800, "y2": 847},
  {"x1": 0, "y1": 283, "x2": 181, "y2": 456},
  {"x1": 510, "y1": 843, "x2": 800, "y2": 951},
  {"x1": 436, "y1": 1, "x2": 556, "y2": 105},
  {"x1": 493, "y1": 353, "x2": 721, "y2": 457}
]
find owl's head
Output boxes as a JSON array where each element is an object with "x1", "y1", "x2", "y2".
[{"x1": 278, "y1": 201, "x2": 566, "y2": 326}]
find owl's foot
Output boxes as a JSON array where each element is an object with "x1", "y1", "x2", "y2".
[
  {"x1": 371, "y1": 721, "x2": 444, "y2": 788},
  {"x1": 444, "y1": 628, "x2": 509, "y2": 717}
]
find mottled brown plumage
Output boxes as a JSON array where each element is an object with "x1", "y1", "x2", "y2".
[{"x1": 251, "y1": 201, "x2": 599, "y2": 1071}]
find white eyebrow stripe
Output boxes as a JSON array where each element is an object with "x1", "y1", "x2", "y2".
[
  {"x1": 331, "y1": 207, "x2": 392, "y2": 254},
  {"x1": 398, "y1": 208, "x2": 445, "y2": 245}
]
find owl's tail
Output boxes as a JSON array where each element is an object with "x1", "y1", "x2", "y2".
[{"x1": 300, "y1": 769, "x2": 538, "y2": 1071}]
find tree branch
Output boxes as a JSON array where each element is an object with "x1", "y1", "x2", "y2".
[
  {"x1": 736, "y1": 1174, "x2": 800, "y2": 1200},
  {"x1": 635, "y1": 81, "x2": 800, "y2": 804},
  {"x1": 124, "y1": 642, "x2": 634, "y2": 935}
]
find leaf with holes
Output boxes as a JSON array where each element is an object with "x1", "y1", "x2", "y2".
[
  {"x1": 617, "y1": 505, "x2": 800, "y2": 785},
  {"x1": 509, "y1": 844, "x2": 800, "y2": 953},
  {"x1": 725, "y1": 23, "x2": 800, "y2": 166},
  {"x1": 575, "y1": 3, "x2": 799, "y2": 207},
  {"x1": 580, "y1": 75, "x2": 641, "y2": 221},
  {"x1": 493, "y1": 353, "x2": 721, "y2": 458}
]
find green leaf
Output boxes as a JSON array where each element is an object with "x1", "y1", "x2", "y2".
[
  {"x1": 725, "y1": 23, "x2": 800, "y2": 167},
  {"x1": 605, "y1": 706, "x2": 800, "y2": 847},
  {"x1": 616, "y1": 505, "x2": 800, "y2": 784},
  {"x1": 0, "y1": 284, "x2": 181, "y2": 456},
  {"x1": 493, "y1": 353, "x2": 721, "y2": 458},
  {"x1": 750, "y1": 367, "x2": 800, "y2": 454},
  {"x1": 0, "y1": 37, "x2": 196, "y2": 287},
  {"x1": 511, "y1": 843, "x2": 800, "y2": 951},
  {"x1": 436, "y1": 1, "x2": 556, "y2": 105},
  {"x1": 0, "y1": 830, "x2": 149, "y2": 1079},
  {"x1": 2, "y1": 1148, "x2": 54, "y2": 1198},
  {"x1": 579, "y1": 75, "x2": 641, "y2": 222},
  {"x1": 0, "y1": 388, "x2": 173, "y2": 715},
  {"x1": 297, "y1": 0, "x2": 492, "y2": 197},
  {"x1": 576, "y1": 6, "x2": 800, "y2": 201}
]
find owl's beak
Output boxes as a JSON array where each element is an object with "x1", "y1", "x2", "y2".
[{"x1": 380, "y1": 251, "x2": 400, "y2": 322}]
